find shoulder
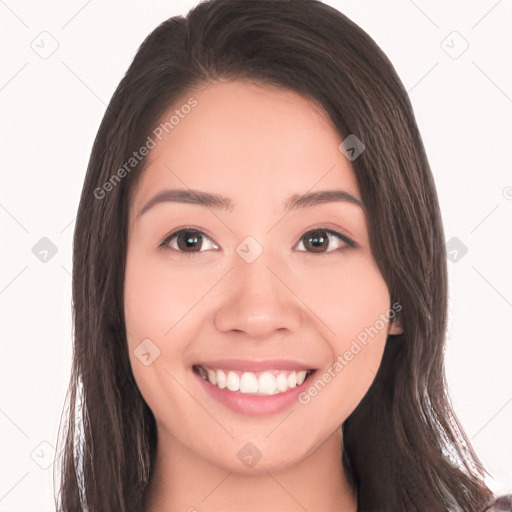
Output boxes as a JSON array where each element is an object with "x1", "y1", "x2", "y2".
[{"x1": 487, "y1": 494, "x2": 512, "y2": 512}]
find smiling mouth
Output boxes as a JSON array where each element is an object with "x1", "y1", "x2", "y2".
[{"x1": 192, "y1": 364, "x2": 316, "y2": 396}]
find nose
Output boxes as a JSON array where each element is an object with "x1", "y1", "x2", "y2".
[{"x1": 213, "y1": 253, "x2": 303, "y2": 339}]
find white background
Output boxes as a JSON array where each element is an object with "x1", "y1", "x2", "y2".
[{"x1": 1, "y1": 1, "x2": 511, "y2": 510}]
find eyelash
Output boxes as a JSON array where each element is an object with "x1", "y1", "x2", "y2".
[{"x1": 159, "y1": 227, "x2": 357, "y2": 258}]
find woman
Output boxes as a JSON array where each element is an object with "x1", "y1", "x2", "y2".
[{"x1": 55, "y1": 1, "x2": 509, "y2": 510}]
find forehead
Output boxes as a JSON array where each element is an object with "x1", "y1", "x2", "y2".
[{"x1": 132, "y1": 80, "x2": 360, "y2": 214}]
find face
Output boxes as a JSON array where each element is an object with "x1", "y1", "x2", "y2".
[{"x1": 124, "y1": 80, "x2": 399, "y2": 473}]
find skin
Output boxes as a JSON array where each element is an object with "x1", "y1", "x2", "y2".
[{"x1": 124, "y1": 80, "x2": 402, "y2": 512}]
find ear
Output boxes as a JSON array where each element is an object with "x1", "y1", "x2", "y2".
[{"x1": 388, "y1": 319, "x2": 404, "y2": 336}]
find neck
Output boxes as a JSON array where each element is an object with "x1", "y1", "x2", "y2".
[{"x1": 144, "y1": 428, "x2": 357, "y2": 512}]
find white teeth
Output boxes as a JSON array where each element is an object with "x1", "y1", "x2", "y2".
[
  {"x1": 216, "y1": 369, "x2": 226, "y2": 389},
  {"x1": 198, "y1": 366, "x2": 312, "y2": 395},
  {"x1": 276, "y1": 372, "x2": 288, "y2": 392},
  {"x1": 296, "y1": 370, "x2": 307, "y2": 385},
  {"x1": 258, "y1": 372, "x2": 277, "y2": 395},
  {"x1": 207, "y1": 368, "x2": 216, "y2": 385},
  {"x1": 226, "y1": 371, "x2": 240, "y2": 391},
  {"x1": 239, "y1": 372, "x2": 259, "y2": 394}
]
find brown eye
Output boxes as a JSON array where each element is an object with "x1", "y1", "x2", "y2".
[
  {"x1": 160, "y1": 229, "x2": 219, "y2": 254},
  {"x1": 303, "y1": 229, "x2": 329, "y2": 252},
  {"x1": 297, "y1": 228, "x2": 356, "y2": 253},
  {"x1": 176, "y1": 230, "x2": 203, "y2": 251}
]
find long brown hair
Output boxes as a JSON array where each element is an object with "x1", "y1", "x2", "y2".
[{"x1": 55, "y1": 1, "x2": 499, "y2": 510}]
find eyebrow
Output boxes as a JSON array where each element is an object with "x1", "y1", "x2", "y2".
[{"x1": 136, "y1": 188, "x2": 363, "y2": 219}]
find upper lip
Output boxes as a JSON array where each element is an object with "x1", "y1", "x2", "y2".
[{"x1": 193, "y1": 358, "x2": 316, "y2": 372}]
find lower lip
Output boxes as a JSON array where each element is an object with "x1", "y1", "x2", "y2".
[{"x1": 194, "y1": 370, "x2": 314, "y2": 416}]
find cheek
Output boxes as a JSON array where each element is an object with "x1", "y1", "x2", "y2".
[
  {"x1": 124, "y1": 249, "x2": 199, "y2": 426},
  {"x1": 292, "y1": 253, "x2": 390, "y2": 420},
  {"x1": 123, "y1": 249, "x2": 188, "y2": 389},
  {"x1": 123, "y1": 248, "x2": 224, "y2": 404},
  {"x1": 124, "y1": 247, "x2": 217, "y2": 340},
  {"x1": 292, "y1": 251, "x2": 391, "y2": 338},
  {"x1": 124, "y1": 243, "x2": 391, "y2": 434}
]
